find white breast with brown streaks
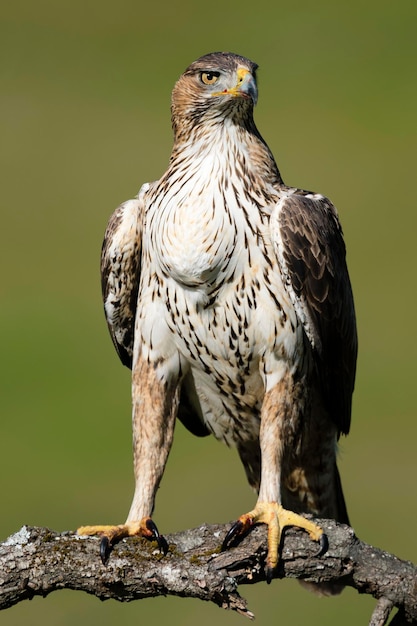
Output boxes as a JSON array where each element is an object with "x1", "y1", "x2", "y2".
[
  {"x1": 139, "y1": 139, "x2": 302, "y2": 445},
  {"x1": 147, "y1": 143, "x2": 245, "y2": 296}
]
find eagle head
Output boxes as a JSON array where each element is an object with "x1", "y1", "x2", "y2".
[{"x1": 171, "y1": 52, "x2": 258, "y2": 139}]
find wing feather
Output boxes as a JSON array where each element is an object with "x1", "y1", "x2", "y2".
[
  {"x1": 100, "y1": 187, "x2": 148, "y2": 368},
  {"x1": 271, "y1": 190, "x2": 357, "y2": 435}
]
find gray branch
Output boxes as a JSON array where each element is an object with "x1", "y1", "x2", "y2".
[{"x1": 0, "y1": 520, "x2": 416, "y2": 624}]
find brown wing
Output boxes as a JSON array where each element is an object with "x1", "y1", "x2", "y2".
[
  {"x1": 101, "y1": 196, "x2": 145, "y2": 368},
  {"x1": 272, "y1": 190, "x2": 357, "y2": 435}
]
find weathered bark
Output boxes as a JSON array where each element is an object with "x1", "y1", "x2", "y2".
[{"x1": 0, "y1": 520, "x2": 416, "y2": 624}]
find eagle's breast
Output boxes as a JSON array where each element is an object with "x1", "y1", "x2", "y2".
[
  {"x1": 147, "y1": 140, "x2": 248, "y2": 293},
  {"x1": 138, "y1": 145, "x2": 302, "y2": 445}
]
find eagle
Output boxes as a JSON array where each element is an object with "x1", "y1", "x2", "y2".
[{"x1": 78, "y1": 52, "x2": 357, "y2": 591}]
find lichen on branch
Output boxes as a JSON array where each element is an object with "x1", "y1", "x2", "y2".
[{"x1": 0, "y1": 520, "x2": 416, "y2": 625}]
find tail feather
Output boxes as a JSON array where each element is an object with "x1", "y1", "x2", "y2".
[
  {"x1": 299, "y1": 463, "x2": 349, "y2": 596},
  {"x1": 333, "y1": 463, "x2": 349, "y2": 525}
]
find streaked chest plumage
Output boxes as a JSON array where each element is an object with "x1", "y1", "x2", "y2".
[{"x1": 137, "y1": 138, "x2": 301, "y2": 444}]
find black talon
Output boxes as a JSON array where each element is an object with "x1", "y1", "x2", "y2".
[
  {"x1": 146, "y1": 518, "x2": 168, "y2": 555},
  {"x1": 265, "y1": 565, "x2": 274, "y2": 585},
  {"x1": 317, "y1": 532, "x2": 329, "y2": 557},
  {"x1": 100, "y1": 536, "x2": 112, "y2": 565},
  {"x1": 156, "y1": 534, "x2": 169, "y2": 555},
  {"x1": 222, "y1": 520, "x2": 244, "y2": 551}
]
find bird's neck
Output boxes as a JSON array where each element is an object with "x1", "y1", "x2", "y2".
[{"x1": 170, "y1": 116, "x2": 283, "y2": 190}]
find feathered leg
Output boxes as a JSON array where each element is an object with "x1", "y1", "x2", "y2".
[
  {"x1": 78, "y1": 355, "x2": 179, "y2": 562},
  {"x1": 223, "y1": 371, "x2": 326, "y2": 581}
]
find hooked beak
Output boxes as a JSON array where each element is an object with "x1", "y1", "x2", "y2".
[{"x1": 213, "y1": 67, "x2": 258, "y2": 105}]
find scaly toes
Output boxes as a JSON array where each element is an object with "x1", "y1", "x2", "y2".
[
  {"x1": 222, "y1": 502, "x2": 327, "y2": 583},
  {"x1": 77, "y1": 517, "x2": 168, "y2": 564}
]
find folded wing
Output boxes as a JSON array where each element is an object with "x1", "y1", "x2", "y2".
[{"x1": 271, "y1": 191, "x2": 358, "y2": 435}]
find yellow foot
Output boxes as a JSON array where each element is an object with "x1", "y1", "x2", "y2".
[
  {"x1": 77, "y1": 517, "x2": 168, "y2": 564},
  {"x1": 222, "y1": 502, "x2": 327, "y2": 583}
]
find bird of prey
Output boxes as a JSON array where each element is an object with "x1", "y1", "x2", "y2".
[{"x1": 78, "y1": 52, "x2": 357, "y2": 589}]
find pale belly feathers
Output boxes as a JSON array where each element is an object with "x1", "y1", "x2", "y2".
[{"x1": 136, "y1": 168, "x2": 302, "y2": 445}]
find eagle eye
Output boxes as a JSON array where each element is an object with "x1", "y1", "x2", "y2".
[{"x1": 200, "y1": 71, "x2": 220, "y2": 85}]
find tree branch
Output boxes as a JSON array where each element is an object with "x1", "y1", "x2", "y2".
[{"x1": 1, "y1": 520, "x2": 416, "y2": 624}]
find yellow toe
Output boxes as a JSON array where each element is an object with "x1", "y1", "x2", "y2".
[
  {"x1": 77, "y1": 517, "x2": 168, "y2": 563},
  {"x1": 223, "y1": 502, "x2": 325, "y2": 580}
]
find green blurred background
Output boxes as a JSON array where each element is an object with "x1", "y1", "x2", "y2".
[{"x1": 1, "y1": 0, "x2": 416, "y2": 624}]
